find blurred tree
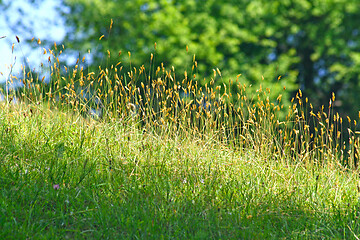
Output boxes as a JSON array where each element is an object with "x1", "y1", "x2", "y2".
[
  {"x1": 255, "y1": 0, "x2": 360, "y2": 116},
  {"x1": 61, "y1": 0, "x2": 360, "y2": 116},
  {"x1": 62, "y1": 0, "x2": 298, "y2": 106},
  {"x1": 1, "y1": 0, "x2": 360, "y2": 117}
]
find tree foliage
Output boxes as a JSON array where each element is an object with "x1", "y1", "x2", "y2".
[
  {"x1": 2, "y1": 0, "x2": 360, "y2": 117},
  {"x1": 61, "y1": 0, "x2": 360, "y2": 116},
  {"x1": 62, "y1": 0, "x2": 298, "y2": 105}
]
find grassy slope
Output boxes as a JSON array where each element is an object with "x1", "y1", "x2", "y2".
[{"x1": 1, "y1": 102, "x2": 360, "y2": 239}]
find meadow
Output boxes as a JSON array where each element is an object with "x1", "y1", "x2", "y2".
[{"x1": 1, "y1": 41, "x2": 360, "y2": 239}]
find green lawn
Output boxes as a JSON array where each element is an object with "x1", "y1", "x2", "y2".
[{"x1": 1, "y1": 102, "x2": 360, "y2": 239}]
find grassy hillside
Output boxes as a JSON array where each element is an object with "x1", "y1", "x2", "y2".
[
  {"x1": 1, "y1": 46, "x2": 360, "y2": 238},
  {"x1": 1, "y1": 101, "x2": 360, "y2": 239}
]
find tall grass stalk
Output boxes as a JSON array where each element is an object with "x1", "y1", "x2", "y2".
[{"x1": 1, "y1": 37, "x2": 360, "y2": 238}]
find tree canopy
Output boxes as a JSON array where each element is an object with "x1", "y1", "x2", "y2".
[
  {"x1": 61, "y1": 0, "x2": 360, "y2": 115},
  {"x1": 2, "y1": 0, "x2": 360, "y2": 117}
]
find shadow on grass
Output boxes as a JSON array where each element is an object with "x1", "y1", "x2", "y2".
[{"x1": 1, "y1": 110, "x2": 360, "y2": 239}]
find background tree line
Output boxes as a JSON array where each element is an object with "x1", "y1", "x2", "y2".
[{"x1": 2, "y1": 0, "x2": 360, "y2": 120}]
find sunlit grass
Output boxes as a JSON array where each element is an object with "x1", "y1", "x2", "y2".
[{"x1": 1, "y1": 36, "x2": 360, "y2": 238}]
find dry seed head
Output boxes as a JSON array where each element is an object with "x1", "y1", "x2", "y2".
[
  {"x1": 337, "y1": 131, "x2": 341, "y2": 139},
  {"x1": 316, "y1": 111, "x2": 322, "y2": 119}
]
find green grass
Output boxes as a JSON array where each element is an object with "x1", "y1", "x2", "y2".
[
  {"x1": 1, "y1": 38, "x2": 360, "y2": 238},
  {"x1": 1, "y1": 102, "x2": 360, "y2": 239}
]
